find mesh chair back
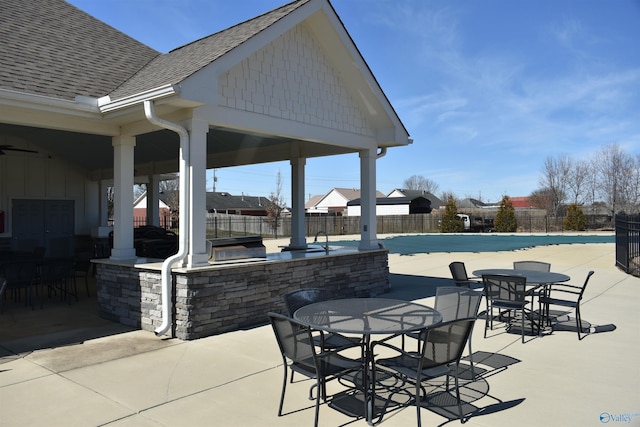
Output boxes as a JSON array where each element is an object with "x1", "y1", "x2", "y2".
[
  {"x1": 269, "y1": 312, "x2": 316, "y2": 369},
  {"x1": 435, "y1": 287, "x2": 482, "y2": 322},
  {"x1": 2, "y1": 260, "x2": 37, "y2": 286},
  {"x1": 513, "y1": 261, "x2": 550, "y2": 272},
  {"x1": 283, "y1": 288, "x2": 327, "y2": 316},
  {"x1": 41, "y1": 259, "x2": 75, "y2": 282},
  {"x1": 483, "y1": 274, "x2": 527, "y2": 304},
  {"x1": 449, "y1": 262, "x2": 470, "y2": 285},
  {"x1": 420, "y1": 318, "x2": 475, "y2": 368}
]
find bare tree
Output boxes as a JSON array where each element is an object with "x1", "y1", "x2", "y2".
[
  {"x1": 403, "y1": 175, "x2": 440, "y2": 194},
  {"x1": 539, "y1": 155, "x2": 571, "y2": 218},
  {"x1": 159, "y1": 178, "x2": 180, "y2": 228},
  {"x1": 566, "y1": 159, "x2": 591, "y2": 205},
  {"x1": 264, "y1": 169, "x2": 286, "y2": 237},
  {"x1": 596, "y1": 143, "x2": 635, "y2": 216}
]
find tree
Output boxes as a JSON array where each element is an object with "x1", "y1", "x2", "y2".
[
  {"x1": 159, "y1": 178, "x2": 180, "y2": 228},
  {"x1": 494, "y1": 195, "x2": 517, "y2": 232},
  {"x1": 567, "y1": 159, "x2": 591, "y2": 205},
  {"x1": 439, "y1": 196, "x2": 464, "y2": 233},
  {"x1": 403, "y1": 175, "x2": 439, "y2": 194},
  {"x1": 264, "y1": 169, "x2": 286, "y2": 237},
  {"x1": 564, "y1": 204, "x2": 587, "y2": 231},
  {"x1": 596, "y1": 143, "x2": 636, "y2": 217},
  {"x1": 539, "y1": 155, "x2": 571, "y2": 219}
]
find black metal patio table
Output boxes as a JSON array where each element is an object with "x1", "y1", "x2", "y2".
[
  {"x1": 294, "y1": 297, "x2": 442, "y2": 425},
  {"x1": 473, "y1": 269, "x2": 571, "y2": 335},
  {"x1": 472, "y1": 269, "x2": 570, "y2": 286}
]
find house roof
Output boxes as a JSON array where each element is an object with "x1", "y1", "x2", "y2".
[
  {"x1": 389, "y1": 189, "x2": 444, "y2": 208},
  {"x1": 205, "y1": 192, "x2": 268, "y2": 212},
  {"x1": 347, "y1": 196, "x2": 428, "y2": 206},
  {"x1": 109, "y1": 0, "x2": 310, "y2": 101},
  {"x1": 0, "y1": 0, "x2": 159, "y2": 101},
  {"x1": 305, "y1": 194, "x2": 324, "y2": 209},
  {"x1": 510, "y1": 196, "x2": 533, "y2": 209}
]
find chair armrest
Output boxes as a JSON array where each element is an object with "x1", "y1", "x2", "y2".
[
  {"x1": 545, "y1": 283, "x2": 582, "y2": 296},
  {"x1": 370, "y1": 339, "x2": 421, "y2": 361}
]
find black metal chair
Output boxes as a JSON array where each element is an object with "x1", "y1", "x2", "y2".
[
  {"x1": 2, "y1": 260, "x2": 38, "y2": 309},
  {"x1": 483, "y1": 274, "x2": 536, "y2": 343},
  {"x1": 40, "y1": 258, "x2": 76, "y2": 303},
  {"x1": 449, "y1": 262, "x2": 480, "y2": 288},
  {"x1": 268, "y1": 312, "x2": 362, "y2": 427},
  {"x1": 513, "y1": 260, "x2": 552, "y2": 308},
  {"x1": 371, "y1": 318, "x2": 476, "y2": 426},
  {"x1": 513, "y1": 261, "x2": 551, "y2": 272},
  {"x1": 539, "y1": 271, "x2": 594, "y2": 340},
  {"x1": 283, "y1": 288, "x2": 361, "y2": 350},
  {"x1": 403, "y1": 287, "x2": 482, "y2": 376}
]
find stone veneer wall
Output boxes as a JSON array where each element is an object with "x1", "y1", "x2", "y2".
[{"x1": 96, "y1": 249, "x2": 389, "y2": 340}]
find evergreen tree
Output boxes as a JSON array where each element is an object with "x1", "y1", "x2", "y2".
[
  {"x1": 494, "y1": 195, "x2": 517, "y2": 232},
  {"x1": 564, "y1": 203, "x2": 587, "y2": 231},
  {"x1": 439, "y1": 196, "x2": 464, "y2": 233}
]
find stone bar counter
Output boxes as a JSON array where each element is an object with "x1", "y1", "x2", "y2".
[{"x1": 94, "y1": 246, "x2": 389, "y2": 340}]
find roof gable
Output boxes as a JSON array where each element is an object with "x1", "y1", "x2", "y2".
[
  {"x1": 109, "y1": 0, "x2": 310, "y2": 101},
  {"x1": 0, "y1": 0, "x2": 159, "y2": 101}
]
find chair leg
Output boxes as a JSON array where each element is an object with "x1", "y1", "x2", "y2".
[
  {"x1": 278, "y1": 365, "x2": 288, "y2": 416},
  {"x1": 576, "y1": 306, "x2": 582, "y2": 340},
  {"x1": 314, "y1": 378, "x2": 321, "y2": 427},
  {"x1": 454, "y1": 365, "x2": 464, "y2": 421},
  {"x1": 467, "y1": 333, "x2": 475, "y2": 378}
]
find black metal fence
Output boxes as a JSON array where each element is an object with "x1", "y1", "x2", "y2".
[{"x1": 615, "y1": 214, "x2": 640, "y2": 277}]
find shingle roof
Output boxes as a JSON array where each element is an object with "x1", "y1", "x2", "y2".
[
  {"x1": 109, "y1": 0, "x2": 310, "y2": 101},
  {"x1": 0, "y1": 0, "x2": 160, "y2": 101},
  {"x1": 205, "y1": 192, "x2": 269, "y2": 212}
]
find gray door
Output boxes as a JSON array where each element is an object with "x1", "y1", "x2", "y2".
[{"x1": 12, "y1": 199, "x2": 75, "y2": 257}]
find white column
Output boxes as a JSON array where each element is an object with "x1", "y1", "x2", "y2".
[
  {"x1": 186, "y1": 119, "x2": 209, "y2": 267},
  {"x1": 147, "y1": 175, "x2": 160, "y2": 227},
  {"x1": 359, "y1": 148, "x2": 378, "y2": 250},
  {"x1": 110, "y1": 135, "x2": 136, "y2": 260},
  {"x1": 289, "y1": 156, "x2": 306, "y2": 248}
]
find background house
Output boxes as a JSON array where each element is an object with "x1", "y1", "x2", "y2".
[
  {"x1": 388, "y1": 189, "x2": 444, "y2": 210},
  {"x1": 206, "y1": 192, "x2": 269, "y2": 216},
  {"x1": 306, "y1": 187, "x2": 385, "y2": 215},
  {"x1": 133, "y1": 192, "x2": 171, "y2": 227},
  {"x1": 346, "y1": 196, "x2": 432, "y2": 216}
]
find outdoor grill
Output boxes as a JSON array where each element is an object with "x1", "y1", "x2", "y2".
[{"x1": 206, "y1": 235, "x2": 266, "y2": 262}]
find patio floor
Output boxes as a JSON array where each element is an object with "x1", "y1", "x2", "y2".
[{"x1": 1, "y1": 236, "x2": 638, "y2": 426}]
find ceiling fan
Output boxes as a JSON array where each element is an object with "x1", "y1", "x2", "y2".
[{"x1": 0, "y1": 145, "x2": 39, "y2": 155}]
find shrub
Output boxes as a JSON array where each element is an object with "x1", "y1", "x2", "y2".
[
  {"x1": 440, "y1": 197, "x2": 464, "y2": 233},
  {"x1": 494, "y1": 195, "x2": 517, "y2": 232},
  {"x1": 564, "y1": 203, "x2": 587, "y2": 231}
]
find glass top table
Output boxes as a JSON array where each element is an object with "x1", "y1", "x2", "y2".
[
  {"x1": 293, "y1": 297, "x2": 442, "y2": 335},
  {"x1": 294, "y1": 298, "x2": 442, "y2": 425},
  {"x1": 472, "y1": 269, "x2": 570, "y2": 284}
]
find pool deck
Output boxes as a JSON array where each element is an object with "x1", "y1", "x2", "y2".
[{"x1": 1, "y1": 235, "x2": 639, "y2": 426}]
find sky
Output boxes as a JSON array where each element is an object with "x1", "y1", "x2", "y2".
[{"x1": 67, "y1": 0, "x2": 640, "y2": 205}]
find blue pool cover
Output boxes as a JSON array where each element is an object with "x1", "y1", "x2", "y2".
[{"x1": 337, "y1": 234, "x2": 614, "y2": 255}]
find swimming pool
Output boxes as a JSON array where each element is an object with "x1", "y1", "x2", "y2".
[{"x1": 337, "y1": 234, "x2": 615, "y2": 255}]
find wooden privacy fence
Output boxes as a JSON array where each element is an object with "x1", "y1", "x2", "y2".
[{"x1": 202, "y1": 211, "x2": 612, "y2": 239}]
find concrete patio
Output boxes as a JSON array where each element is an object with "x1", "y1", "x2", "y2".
[{"x1": 1, "y1": 237, "x2": 638, "y2": 426}]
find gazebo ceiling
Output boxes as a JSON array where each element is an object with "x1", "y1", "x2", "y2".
[{"x1": 0, "y1": 122, "x2": 354, "y2": 177}]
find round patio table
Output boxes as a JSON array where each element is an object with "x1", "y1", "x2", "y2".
[
  {"x1": 294, "y1": 298, "x2": 442, "y2": 425},
  {"x1": 472, "y1": 269, "x2": 570, "y2": 284}
]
